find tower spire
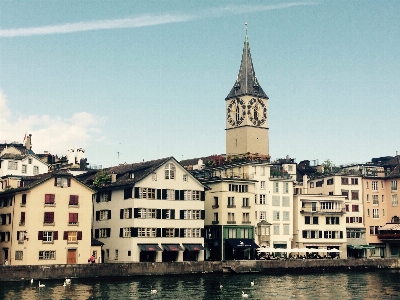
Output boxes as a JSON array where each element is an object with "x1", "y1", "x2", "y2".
[{"x1": 226, "y1": 24, "x2": 268, "y2": 100}]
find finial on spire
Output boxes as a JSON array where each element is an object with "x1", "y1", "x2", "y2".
[{"x1": 245, "y1": 22, "x2": 248, "y2": 36}]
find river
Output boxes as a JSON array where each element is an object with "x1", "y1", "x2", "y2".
[{"x1": 1, "y1": 269, "x2": 400, "y2": 299}]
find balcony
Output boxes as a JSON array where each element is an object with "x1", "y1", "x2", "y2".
[
  {"x1": 227, "y1": 205, "x2": 236, "y2": 208},
  {"x1": 242, "y1": 221, "x2": 251, "y2": 224},
  {"x1": 212, "y1": 221, "x2": 219, "y2": 224},
  {"x1": 259, "y1": 235, "x2": 271, "y2": 242},
  {"x1": 377, "y1": 233, "x2": 400, "y2": 241},
  {"x1": 212, "y1": 205, "x2": 219, "y2": 209},
  {"x1": 227, "y1": 221, "x2": 236, "y2": 224},
  {"x1": 300, "y1": 208, "x2": 345, "y2": 214}
]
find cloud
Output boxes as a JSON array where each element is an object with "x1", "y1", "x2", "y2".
[
  {"x1": 0, "y1": 2, "x2": 316, "y2": 37},
  {"x1": 0, "y1": 90, "x2": 105, "y2": 156}
]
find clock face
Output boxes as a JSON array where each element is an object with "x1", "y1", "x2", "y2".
[
  {"x1": 227, "y1": 98, "x2": 246, "y2": 126},
  {"x1": 247, "y1": 98, "x2": 267, "y2": 126}
]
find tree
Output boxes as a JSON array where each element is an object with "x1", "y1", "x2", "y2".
[
  {"x1": 322, "y1": 159, "x2": 333, "y2": 174},
  {"x1": 93, "y1": 170, "x2": 111, "y2": 187}
]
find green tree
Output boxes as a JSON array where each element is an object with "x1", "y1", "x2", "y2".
[{"x1": 93, "y1": 170, "x2": 111, "y2": 187}]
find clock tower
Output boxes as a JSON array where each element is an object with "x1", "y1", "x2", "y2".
[{"x1": 225, "y1": 29, "x2": 269, "y2": 157}]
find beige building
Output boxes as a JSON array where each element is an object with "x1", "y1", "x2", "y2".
[
  {"x1": 78, "y1": 157, "x2": 206, "y2": 263},
  {"x1": 0, "y1": 171, "x2": 95, "y2": 265}
]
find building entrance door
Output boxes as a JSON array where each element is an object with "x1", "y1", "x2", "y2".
[{"x1": 67, "y1": 249, "x2": 77, "y2": 264}]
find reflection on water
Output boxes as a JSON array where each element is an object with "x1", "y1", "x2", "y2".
[{"x1": 2, "y1": 269, "x2": 400, "y2": 299}]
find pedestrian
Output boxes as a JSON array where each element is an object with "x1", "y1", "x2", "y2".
[
  {"x1": 4, "y1": 259, "x2": 8, "y2": 265},
  {"x1": 90, "y1": 255, "x2": 95, "y2": 263}
]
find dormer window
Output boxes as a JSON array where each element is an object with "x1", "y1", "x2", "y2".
[{"x1": 129, "y1": 172, "x2": 135, "y2": 179}]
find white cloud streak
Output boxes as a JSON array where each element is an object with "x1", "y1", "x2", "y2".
[
  {"x1": 0, "y1": 2, "x2": 316, "y2": 37},
  {"x1": 0, "y1": 90, "x2": 105, "y2": 156}
]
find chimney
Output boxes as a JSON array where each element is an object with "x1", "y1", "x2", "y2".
[
  {"x1": 25, "y1": 134, "x2": 32, "y2": 150},
  {"x1": 303, "y1": 175, "x2": 308, "y2": 194},
  {"x1": 111, "y1": 173, "x2": 117, "y2": 183}
]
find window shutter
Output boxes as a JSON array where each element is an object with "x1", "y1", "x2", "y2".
[
  {"x1": 54, "y1": 231, "x2": 58, "y2": 240},
  {"x1": 201, "y1": 191, "x2": 205, "y2": 201},
  {"x1": 119, "y1": 228, "x2": 123, "y2": 237},
  {"x1": 175, "y1": 190, "x2": 180, "y2": 200},
  {"x1": 346, "y1": 217, "x2": 349, "y2": 223},
  {"x1": 156, "y1": 228, "x2": 161, "y2": 237},
  {"x1": 201, "y1": 228, "x2": 205, "y2": 238},
  {"x1": 95, "y1": 229, "x2": 99, "y2": 238},
  {"x1": 319, "y1": 231, "x2": 322, "y2": 239},
  {"x1": 171, "y1": 210, "x2": 175, "y2": 219},
  {"x1": 324, "y1": 231, "x2": 328, "y2": 239},
  {"x1": 21, "y1": 212, "x2": 25, "y2": 223},
  {"x1": 132, "y1": 228, "x2": 138, "y2": 237},
  {"x1": 302, "y1": 231, "x2": 306, "y2": 238},
  {"x1": 134, "y1": 187, "x2": 140, "y2": 198},
  {"x1": 54, "y1": 178, "x2": 57, "y2": 186},
  {"x1": 180, "y1": 228, "x2": 184, "y2": 237},
  {"x1": 174, "y1": 228, "x2": 179, "y2": 237},
  {"x1": 106, "y1": 228, "x2": 111, "y2": 237},
  {"x1": 162, "y1": 209, "x2": 166, "y2": 219},
  {"x1": 38, "y1": 231, "x2": 43, "y2": 240},
  {"x1": 350, "y1": 218, "x2": 353, "y2": 223},
  {"x1": 157, "y1": 209, "x2": 161, "y2": 219},
  {"x1": 157, "y1": 189, "x2": 161, "y2": 200},
  {"x1": 96, "y1": 211, "x2": 100, "y2": 221},
  {"x1": 108, "y1": 210, "x2": 112, "y2": 219},
  {"x1": 180, "y1": 210, "x2": 184, "y2": 219},
  {"x1": 359, "y1": 217, "x2": 362, "y2": 223},
  {"x1": 134, "y1": 208, "x2": 139, "y2": 218},
  {"x1": 67, "y1": 178, "x2": 71, "y2": 187},
  {"x1": 340, "y1": 231, "x2": 343, "y2": 239},
  {"x1": 180, "y1": 190, "x2": 184, "y2": 200},
  {"x1": 77, "y1": 231, "x2": 82, "y2": 240},
  {"x1": 129, "y1": 208, "x2": 132, "y2": 218},
  {"x1": 96, "y1": 193, "x2": 100, "y2": 203},
  {"x1": 201, "y1": 210, "x2": 205, "y2": 220},
  {"x1": 20, "y1": 180, "x2": 23, "y2": 187},
  {"x1": 22, "y1": 194, "x2": 27, "y2": 204},
  {"x1": 107, "y1": 191, "x2": 112, "y2": 201},
  {"x1": 63, "y1": 231, "x2": 68, "y2": 240},
  {"x1": 120, "y1": 209, "x2": 123, "y2": 219},
  {"x1": 162, "y1": 228, "x2": 166, "y2": 237},
  {"x1": 162, "y1": 189, "x2": 167, "y2": 200}
]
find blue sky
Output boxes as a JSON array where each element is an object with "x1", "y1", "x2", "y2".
[{"x1": 1, "y1": 0, "x2": 399, "y2": 168}]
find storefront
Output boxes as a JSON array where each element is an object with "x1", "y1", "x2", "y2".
[
  {"x1": 225, "y1": 239, "x2": 259, "y2": 260},
  {"x1": 138, "y1": 244, "x2": 162, "y2": 262}
]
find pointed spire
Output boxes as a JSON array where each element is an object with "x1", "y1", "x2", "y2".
[{"x1": 226, "y1": 24, "x2": 268, "y2": 100}]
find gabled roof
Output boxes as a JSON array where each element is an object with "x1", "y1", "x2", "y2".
[
  {"x1": 77, "y1": 157, "x2": 176, "y2": 190},
  {"x1": 226, "y1": 32, "x2": 268, "y2": 100}
]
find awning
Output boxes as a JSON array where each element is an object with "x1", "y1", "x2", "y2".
[
  {"x1": 183, "y1": 244, "x2": 205, "y2": 251},
  {"x1": 162, "y1": 244, "x2": 183, "y2": 251},
  {"x1": 138, "y1": 244, "x2": 162, "y2": 251},
  {"x1": 380, "y1": 223, "x2": 400, "y2": 230},
  {"x1": 348, "y1": 245, "x2": 375, "y2": 250},
  {"x1": 226, "y1": 239, "x2": 259, "y2": 249}
]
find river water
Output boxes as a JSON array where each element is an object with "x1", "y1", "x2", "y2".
[{"x1": 1, "y1": 269, "x2": 400, "y2": 299}]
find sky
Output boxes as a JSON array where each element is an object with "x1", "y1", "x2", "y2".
[{"x1": 0, "y1": 0, "x2": 399, "y2": 168}]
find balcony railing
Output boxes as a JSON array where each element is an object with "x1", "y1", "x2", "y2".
[
  {"x1": 227, "y1": 221, "x2": 236, "y2": 224},
  {"x1": 378, "y1": 233, "x2": 400, "y2": 240},
  {"x1": 300, "y1": 208, "x2": 345, "y2": 214},
  {"x1": 227, "y1": 205, "x2": 236, "y2": 208}
]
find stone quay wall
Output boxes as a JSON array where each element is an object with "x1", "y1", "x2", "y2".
[{"x1": 1, "y1": 259, "x2": 399, "y2": 282}]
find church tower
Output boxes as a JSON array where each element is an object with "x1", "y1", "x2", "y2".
[{"x1": 225, "y1": 27, "x2": 269, "y2": 157}]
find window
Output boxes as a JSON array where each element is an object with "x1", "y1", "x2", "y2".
[
  {"x1": 183, "y1": 174, "x2": 188, "y2": 182},
  {"x1": 382, "y1": 195, "x2": 384, "y2": 203},
  {"x1": 99, "y1": 191, "x2": 111, "y2": 202},
  {"x1": 274, "y1": 182, "x2": 279, "y2": 193},
  {"x1": 21, "y1": 194, "x2": 27, "y2": 206},
  {"x1": 213, "y1": 197, "x2": 219, "y2": 207},
  {"x1": 42, "y1": 231, "x2": 54, "y2": 242},
  {"x1": 372, "y1": 209, "x2": 379, "y2": 219},
  {"x1": 273, "y1": 211, "x2": 280, "y2": 221},
  {"x1": 272, "y1": 196, "x2": 280, "y2": 206},
  {"x1": 165, "y1": 163, "x2": 175, "y2": 179},
  {"x1": 392, "y1": 194, "x2": 398, "y2": 206},
  {"x1": 373, "y1": 195, "x2": 379, "y2": 205},
  {"x1": 124, "y1": 188, "x2": 132, "y2": 199},
  {"x1": 22, "y1": 165, "x2": 27, "y2": 174},
  {"x1": 326, "y1": 217, "x2": 339, "y2": 224},
  {"x1": 242, "y1": 212, "x2": 250, "y2": 223},
  {"x1": 68, "y1": 213, "x2": 78, "y2": 225},
  {"x1": 316, "y1": 180, "x2": 323, "y2": 187},
  {"x1": 165, "y1": 228, "x2": 175, "y2": 237},
  {"x1": 228, "y1": 184, "x2": 249, "y2": 192},
  {"x1": 347, "y1": 217, "x2": 362, "y2": 224},
  {"x1": 98, "y1": 210, "x2": 111, "y2": 220},
  {"x1": 284, "y1": 182, "x2": 289, "y2": 193},
  {"x1": 228, "y1": 212, "x2": 235, "y2": 222},
  {"x1": 369, "y1": 226, "x2": 380, "y2": 235},
  {"x1": 280, "y1": 211, "x2": 289, "y2": 221},
  {"x1": 305, "y1": 216, "x2": 319, "y2": 225},
  {"x1": 39, "y1": 250, "x2": 56, "y2": 260},
  {"x1": 351, "y1": 178, "x2": 358, "y2": 185},
  {"x1": 283, "y1": 225, "x2": 290, "y2": 235},
  {"x1": 20, "y1": 212, "x2": 25, "y2": 225},
  {"x1": 138, "y1": 208, "x2": 157, "y2": 219},
  {"x1": 17, "y1": 231, "x2": 26, "y2": 242},
  {"x1": 183, "y1": 210, "x2": 200, "y2": 220},
  {"x1": 138, "y1": 228, "x2": 156, "y2": 237},
  {"x1": 69, "y1": 195, "x2": 79, "y2": 205},
  {"x1": 15, "y1": 251, "x2": 23, "y2": 260},
  {"x1": 140, "y1": 188, "x2": 156, "y2": 199},
  {"x1": 227, "y1": 228, "x2": 236, "y2": 238},
  {"x1": 352, "y1": 205, "x2": 359, "y2": 212},
  {"x1": 341, "y1": 190, "x2": 349, "y2": 199},
  {"x1": 67, "y1": 231, "x2": 77, "y2": 243},
  {"x1": 242, "y1": 197, "x2": 249, "y2": 207},
  {"x1": 372, "y1": 181, "x2": 378, "y2": 191},
  {"x1": 324, "y1": 231, "x2": 342, "y2": 239},
  {"x1": 327, "y1": 178, "x2": 334, "y2": 185},
  {"x1": 310, "y1": 182, "x2": 314, "y2": 188},
  {"x1": 115, "y1": 250, "x2": 119, "y2": 260},
  {"x1": 261, "y1": 167, "x2": 265, "y2": 175},
  {"x1": 56, "y1": 177, "x2": 68, "y2": 187},
  {"x1": 228, "y1": 197, "x2": 235, "y2": 207},
  {"x1": 44, "y1": 212, "x2": 55, "y2": 224},
  {"x1": 341, "y1": 177, "x2": 349, "y2": 185},
  {"x1": 122, "y1": 208, "x2": 132, "y2": 219},
  {"x1": 273, "y1": 225, "x2": 280, "y2": 235},
  {"x1": 260, "y1": 181, "x2": 265, "y2": 189},
  {"x1": 366, "y1": 194, "x2": 369, "y2": 202},
  {"x1": 122, "y1": 228, "x2": 131, "y2": 238},
  {"x1": 367, "y1": 208, "x2": 370, "y2": 216},
  {"x1": 98, "y1": 228, "x2": 111, "y2": 238},
  {"x1": 282, "y1": 196, "x2": 290, "y2": 207},
  {"x1": 192, "y1": 190, "x2": 201, "y2": 201},
  {"x1": 45, "y1": 194, "x2": 55, "y2": 205},
  {"x1": 8, "y1": 161, "x2": 18, "y2": 170},
  {"x1": 351, "y1": 191, "x2": 359, "y2": 200},
  {"x1": 260, "y1": 211, "x2": 266, "y2": 220},
  {"x1": 213, "y1": 213, "x2": 218, "y2": 223},
  {"x1": 259, "y1": 194, "x2": 266, "y2": 204},
  {"x1": 392, "y1": 180, "x2": 398, "y2": 191},
  {"x1": 151, "y1": 173, "x2": 157, "y2": 181}
]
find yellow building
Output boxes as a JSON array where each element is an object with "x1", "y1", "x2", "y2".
[{"x1": 0, "y1": 171, "x2": 95, "y2": 265}]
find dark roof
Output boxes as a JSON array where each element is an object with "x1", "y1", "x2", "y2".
[
  {"x1": 91, "y1": 238, "x2": 104, "y2": 246},
  {"x1": 0, "y1": 153, "x2": 26, "y2": 160},
  {"x1": 226, "y1": 33, "x2": 268, "y2": 100},
  {"x1": 77, "y1": 157, "x2": 175, "y2": 189}
]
